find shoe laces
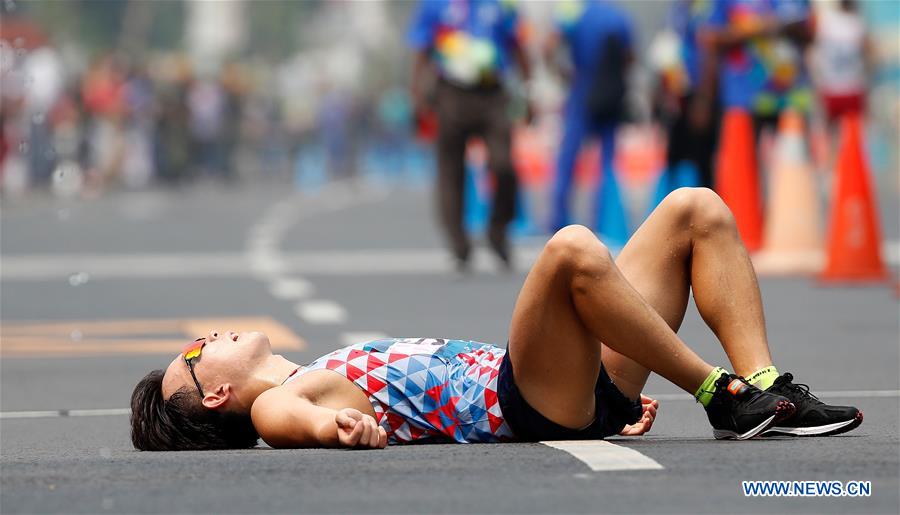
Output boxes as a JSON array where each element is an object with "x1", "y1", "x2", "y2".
[{"x1": 775, "y1": 373, "x2": 820, "y2": 404}]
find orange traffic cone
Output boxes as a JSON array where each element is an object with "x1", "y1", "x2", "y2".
[
  {"x1": 819, "y1": 114, "x2": 889, "y2": 284},
  {"x1": 754, "y1": 110, "x2": 824, "y2": 275},
  {"x1": 715, "y1": 108, "x2": 763, "y2": 251}
]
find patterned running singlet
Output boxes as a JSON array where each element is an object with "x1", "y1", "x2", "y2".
[{"x1": 283, "y1": 338, "x2": 514, "y2": 444}]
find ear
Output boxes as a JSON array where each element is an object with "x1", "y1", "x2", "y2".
[{"x1": 201, "y1": 383, "x2": 233, "y2": 410}]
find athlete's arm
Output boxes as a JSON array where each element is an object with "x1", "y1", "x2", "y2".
[{"x1": 251, "y1": 389, "x2": 387, "y2": 449}]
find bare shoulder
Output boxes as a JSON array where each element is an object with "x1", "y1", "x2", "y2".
[
  {"x1": 251, "y1": 387, "x2": 303, "y2": 430},
  {"x1": 249, "y1": 387, "x2": 309, "y2": 446},
  {"x1": 250, "y1": 371, "x2": 372, "y2": 448},
  {"x1": 252, "y1": 385, "x2": 298, "y2": 417},
  {"x1": 250, "y1": 377, "x2": 346, "y2": 449}
]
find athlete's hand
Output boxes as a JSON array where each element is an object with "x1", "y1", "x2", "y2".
[
  {"x1": 618, "y1": 395, "x2": 659, "y2": 436},
  {"x1": 335, "y1": 408, "x2": 388, "y2": 449}
]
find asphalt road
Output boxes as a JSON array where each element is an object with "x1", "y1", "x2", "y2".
[{"x1": 1, "y1": 179, "x2": 898, "y2": 514}]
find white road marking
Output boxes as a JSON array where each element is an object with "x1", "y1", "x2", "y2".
[
  {"x1": 249, "y1": 255, "x2": 287, "y2": 278},
  {"x1": 341, "y1": 332, "x2": 390, "y2": 346},
  {"x1": 4, "y1": 240, "x2": 898, "y2": 280},
  {"x1": 68, "y1": 408, "x2": 131, "y2": 417},
  {"x1": 0, "y1": 247, "x2": 547, "y2": 280},
  {"x1": 2, "y1": 389, "x2": 896, "y2": 420},
  {"x1": 243, "y1": 179, "x2": 390, "y2": 328},
  {"x1": 0, "y1": 408, "x2": 130, "y2": 419},
  {"x1": 541, "y1": 440, "x2": 664, "y2": 472},
  {"x1": 0, "y1": 410, "x2": 61, "y2": 419},
  {"x1": 295, "y1": 300, "x2": 347, "y2": 324},
  {"x1": 1, "y1": 252, "x2": 250, "y2": 280},
  {"x1": 269, "y1": 278, "x2": 315, "y2": 300}
]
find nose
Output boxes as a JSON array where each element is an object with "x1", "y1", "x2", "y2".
[{"x1": 207, "y1": 330, "x2": 220, "y2": 341}]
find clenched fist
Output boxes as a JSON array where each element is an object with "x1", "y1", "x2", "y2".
[{"x1": 335, "y1": 408, "x2": 388, "y2": 449}]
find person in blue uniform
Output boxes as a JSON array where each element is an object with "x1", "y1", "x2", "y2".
[{"x1": 545, "y1": 0, "x2": 635, "y2": 244}]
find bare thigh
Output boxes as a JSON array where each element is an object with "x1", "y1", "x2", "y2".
[
  {"x1": 601, "y1": 190, "x2": 698, "y2": 398},
  {"x1": 507, "y1": 191, "x2": 701, "y2": 427},
  {"x1": 507, "y1": 227, "x2": 606, "y2": 429}
]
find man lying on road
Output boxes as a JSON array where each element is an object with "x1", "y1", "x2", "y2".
[{"x1": 131, "y1": 188, "x2": 862, "y2": 450}]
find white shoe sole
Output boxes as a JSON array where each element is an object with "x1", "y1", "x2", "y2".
[
  {"x1": 762, "y1": 416, "x2": 860, "y2": 437},
  {"x1": 713, "y1": 414, "x2": 777, "y2": 440}
]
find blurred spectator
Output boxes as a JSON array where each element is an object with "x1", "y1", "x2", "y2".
[
  {"x1": 318, "y1": 86, "x2": 356, "y2": 180},
  {"x1": 545, "y1": 0, "x2": 635, "y2": 232},
  {"x1": 121, "y1": 64, "x2": 156, "y2": 188},
  {"x1": 154, "y1": 61, "x2": 191, "y2": 185},
  {"x1": 219, "y1": 62, "x2": 244, "y2": 181},
  {"x1": 705, "y1": 0, "x2": 814, "y2": 143},
  {"x1": 408, "y1": 0, "x2": 533, "y2": 272},
  {"x1": 375, "y1": 86, "x2": 413, "y2": 181},
  {"x1": 81, "y1": 53, "x2": 127, "y2": 191},
  {"x1": 811, "y1": 0, "x2": 874, "y2": 132},
  {"x1": 650, "y1": 0, "x2": 719, "y2": 189},
  {"x1": 24, "y1": 45, "x2": 64, "y2": 187},
  {"x1": 187, "y1": 75, "x2": 228, "y2": 180},
  {"x1": 48, "y1": 85, "x2": 88, "y2": 196}
]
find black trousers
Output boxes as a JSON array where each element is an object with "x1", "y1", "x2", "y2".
[
  {"x1": 435, "y1": 81, "x2": 518, "y2": 261},
  {"x1": 665, "y1": 94, "x2": 720, "y2": 189}
]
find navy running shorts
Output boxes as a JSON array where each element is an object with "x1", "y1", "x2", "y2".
[{"x1": 497, "y1": 350, "x2": 643, "y2": 441}]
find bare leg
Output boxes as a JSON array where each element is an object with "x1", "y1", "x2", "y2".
[
  {"x1": 507, "y1": 187, "x2": 777, "y2": 429},
  {"x1": 604, "y1": 188, "x2": 773, "y2": 398},
  {"x1": 507, "y1": 227, "x2": 712, "y2": 429}
]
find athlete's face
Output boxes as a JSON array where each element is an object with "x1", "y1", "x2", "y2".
[{"x1": 162, "y1": 331, "x2": 272, "y2": 402}]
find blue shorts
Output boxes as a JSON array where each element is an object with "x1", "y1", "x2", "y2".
[{"x1": 497, "y1": 350, "x2": 643, "y2": 441}]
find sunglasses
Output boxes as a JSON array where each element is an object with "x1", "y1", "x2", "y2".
[{"x1": 182, "y1": 338, "x2": 206, "y2": 397}]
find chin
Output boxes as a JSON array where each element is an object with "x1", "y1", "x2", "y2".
[{"x1": 242, "y1": 331, "x2": 272, "y2": 354}]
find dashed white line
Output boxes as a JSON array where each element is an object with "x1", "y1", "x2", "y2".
[
  {"x1": 295, "y1": 300, "x2": 348, "y2": 324},
  {"x1": 269, "y1": 278, "x2": 315, "y2": 300},
  {"x1": 541, "y1": 440, "x2": 664, "y2": 472},
  {"x1": 243, "y1": 180, "x2": 390, "y2": 330}
]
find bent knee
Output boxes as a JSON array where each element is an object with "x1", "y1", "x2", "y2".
[
  {"x1": 664, "y1": 187, "x2": 735, "y2": 236},
  {"x1": 545, "y1": 225, "x2": 613, "y2": 275}
]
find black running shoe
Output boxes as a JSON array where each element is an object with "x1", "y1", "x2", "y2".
[
  {"x1": 761, "y1": 373, "x2": 863, "y2": 437},
  {"x1": 704, "y1": 373, "x2": 796, "y2": 440}
]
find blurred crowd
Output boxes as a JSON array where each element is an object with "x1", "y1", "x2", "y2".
[
  {"x1": 0, "y1": 46, "x2": 415, "y2": 197},
  {"x1": 1, "y1": 1, "x2": 414, "y2": 198},
  {"x1": 0, "y1": 0, "x2": 896, "y2": 206}
]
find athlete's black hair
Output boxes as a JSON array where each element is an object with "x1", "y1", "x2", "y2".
[{"x1": 130, "y1": 369, "x2": 259, "y2": 451}]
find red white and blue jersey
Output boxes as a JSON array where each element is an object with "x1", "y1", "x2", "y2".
[{"x1": 285, "y1": 338, "x2": 513, "y2": 444}]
